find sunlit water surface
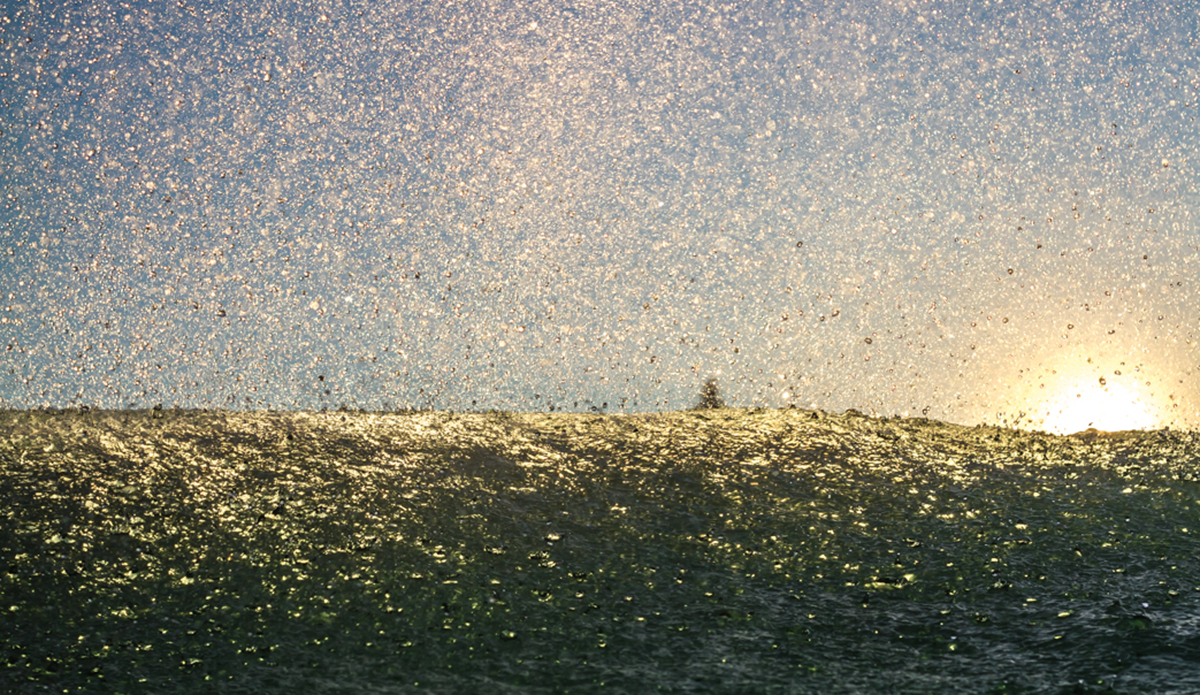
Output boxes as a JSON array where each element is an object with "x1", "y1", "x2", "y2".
[{"x1": 2, "y1": 408, "x2": 1199, "y2": 693}]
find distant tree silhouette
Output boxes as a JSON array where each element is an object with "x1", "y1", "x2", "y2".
[{"x1": 694, "y1": 377, "x2": 725, "y2": 409}]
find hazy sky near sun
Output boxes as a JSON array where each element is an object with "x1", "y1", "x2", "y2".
[{"x1": 2, "y1": 0, "x2": 1199, "y2": 428}]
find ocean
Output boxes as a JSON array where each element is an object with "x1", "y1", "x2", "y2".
[{"x1": 2, "y1": 407, "x2": 1198, "y2": 693}]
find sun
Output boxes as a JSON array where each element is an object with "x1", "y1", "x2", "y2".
[{"x1": 1039, "y1": 378, "x2": 1160, "y2": 435}]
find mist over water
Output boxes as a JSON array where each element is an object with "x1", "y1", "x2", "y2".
[
  {"x1": 1, "y1": 0, "x2": 1198, "y2": 428},
  {"x1": 5, "y1": 4, "x2": 1200, "y2": 691}
]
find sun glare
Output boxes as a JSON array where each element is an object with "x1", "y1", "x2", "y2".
[{"x1": 1039, "y1": 379, "x2": 1159, "y2": 435}]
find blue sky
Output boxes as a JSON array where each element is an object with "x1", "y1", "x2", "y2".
[{"x1": 2, "y1": 0, "x2": 1198, "y2": 428}]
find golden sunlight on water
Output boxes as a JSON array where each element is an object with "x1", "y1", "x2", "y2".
[
  {"x1": 1038, "y1": 378, "x2": 1160, "y2": 435},
  {"x1": 3, "y1": 407, "x2": 1200, "y2": 692}
]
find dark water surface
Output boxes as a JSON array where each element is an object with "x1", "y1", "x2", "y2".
[{"x1": 2, "y1": 408, "x2": 1199, "y2": 693}]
